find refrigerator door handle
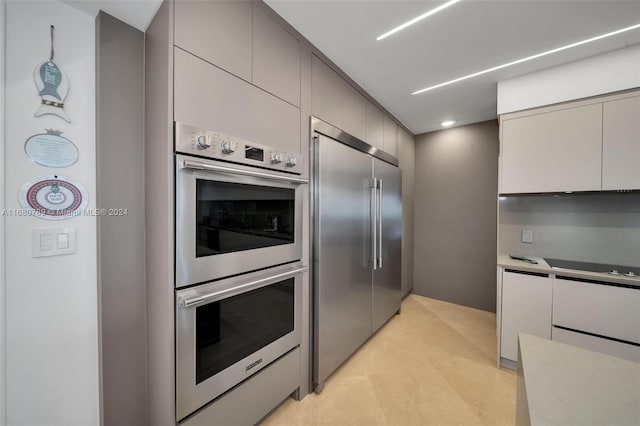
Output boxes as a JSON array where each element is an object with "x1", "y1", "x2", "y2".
[
  {"x1": 371, "y1": 178, "x2": 378, "y2": 270},
  {"x1": 377, "y1": 178, "x2": 383, "y2": 269}
]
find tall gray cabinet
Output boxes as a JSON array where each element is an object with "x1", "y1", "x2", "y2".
[
  {"x1": 146, "y1": 2, "x2": 306, "y2": 425},
  {"x1": 397, "y1": 127, "x2": 415, "y2": 297},
  {"x1": 145, "y1": 1, "x2": 414, "y2": 424}
]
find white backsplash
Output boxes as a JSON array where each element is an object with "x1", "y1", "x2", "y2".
[{"x1": 499, "y1": 193, "x2": 640, "y2": 267}]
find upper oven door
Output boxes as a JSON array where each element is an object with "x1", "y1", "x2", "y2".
[{"x1": 176, "y1": 154, "x2": 307, "y2": 288}]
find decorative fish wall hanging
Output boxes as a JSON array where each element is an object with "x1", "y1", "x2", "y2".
[{"x1": 34, "y1": 25, "x2": 70, "y2": 122}]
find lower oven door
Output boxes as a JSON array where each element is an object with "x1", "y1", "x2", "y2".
[
  {"x1": 176, "y1": 263, "x2": 305, "y2": 421},
  {"x1": 176, "y1": 154, "x2": 307, "y2": 288}
]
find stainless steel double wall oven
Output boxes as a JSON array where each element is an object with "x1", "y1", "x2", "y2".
[{"x1": 174, "y1": 122, "x2": 307, "y2": 421}]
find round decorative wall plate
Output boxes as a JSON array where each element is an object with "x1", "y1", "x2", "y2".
[{"x1": 19, "y1": 175, "x2": 88, "y2": 220}]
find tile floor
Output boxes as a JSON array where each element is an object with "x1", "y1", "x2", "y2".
[{"x1": 262, "y1": 294, "x2": 517, "y2": 426}]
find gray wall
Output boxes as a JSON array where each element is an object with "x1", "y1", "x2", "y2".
[
  {"x1": 414, "y1": 120, "x2": 499, "y2": 312},
  {"x1": 499, "y1": 193, "x2": 640, "y2": 267},
  {"x1": 96, "y1": 12, "x2": 147, "y2": 426}
]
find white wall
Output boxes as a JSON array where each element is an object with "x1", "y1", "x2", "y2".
[
  {"x1": 497, "y1": 45, "x2": 640, "y2": 114},
  {"x1": 4, "y1": 2, "x2": 99, "y2": 425}
]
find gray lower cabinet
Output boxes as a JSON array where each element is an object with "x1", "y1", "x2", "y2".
[
  {"x1": 174, "y1": 0, "x2": 252, "y2": 82},
  {"x1": 311, "y1": 54, "x2": 367, "y2": 141},
  {"x1": 552, "y1": 327, "x2": 640, "y2": 363},
  {"x1": 174, "y1": 48, "x2": 300, "y2": 153},
  {"x1": 552, "y1": 277, "x2": 640, "y2": 345},
  {"x1": 500, "y1": 270, "x2": 640, "y2": 366},
  {"x1": 551, "y1": 275, "x2": 640, "y2": 363},
  {"x1": 500, "y1": 270, "x2": 552, "y2": 363},
  {"x1": 181, "y1": 348, "x2": 300, "y2": 426},
  {"x1": 252, "y1": 4, "x2": 301, "y2": 107},
  {"x1": 383, "y1": 115, "x2": 397, "y2": 157}
]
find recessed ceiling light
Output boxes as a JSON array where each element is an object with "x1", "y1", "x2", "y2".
[
  {"x1": 441, "y1": 120, "x2": 456, "y2": 127},
  {"x1": 376, "y1": 0, "x2": 461, "y2": 41},
  {"x1": 412, "y1": 22, "x2": 640, "y2": 95}
]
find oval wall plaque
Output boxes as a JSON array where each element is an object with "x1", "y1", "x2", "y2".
[{"x1": 24, "y1": 129, "x2": 79, "y2": 168}]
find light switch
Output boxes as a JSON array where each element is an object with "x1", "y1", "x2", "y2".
[
  {"x1": 32, "y1": 228, "x2": 76, "y2": 258},
  {"x1": 40, "y1": 234, "x2": 54, "y2": 251},
  {"x1": 57, "y1": 233, "x2": 69, "y2": 249}
]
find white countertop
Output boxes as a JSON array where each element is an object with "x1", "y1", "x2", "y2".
[
  {"x1": 517, "y1": 333, "x2": 640, "y2": 426},
  {"x1": 498, "y1": 255, "x2": 640, "y2": 287}
]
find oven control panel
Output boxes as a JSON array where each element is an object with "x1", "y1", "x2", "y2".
[{"x1": 175, "y1": 122, "x2": 303, "y2": 175}]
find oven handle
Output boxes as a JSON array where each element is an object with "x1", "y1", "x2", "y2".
[
  {"x1": 181, "y1": 159, "x2": 309, "y2": 185},
  {"x1": 178, "y1": 266, "x2": 309, "y2": 309}
]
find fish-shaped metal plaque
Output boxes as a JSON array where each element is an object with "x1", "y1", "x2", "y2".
[{"x1": 34, "y1": 59, "x2": 70, "y2": 122}]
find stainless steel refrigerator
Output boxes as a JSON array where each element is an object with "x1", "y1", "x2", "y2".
[{"x1": 312, "y1": 118, "x2": 402, "y2": 392}]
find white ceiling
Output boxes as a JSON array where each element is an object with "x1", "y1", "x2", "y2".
[
  {"x1": 59, "y1": 0, "x2": 639, "y2": 134},
  {"x1": 265, "y1": 0, "x2": 640, "y2": 134},
  {"x1": 61, "y1": 0, "x2": 162, "y2": 32}
]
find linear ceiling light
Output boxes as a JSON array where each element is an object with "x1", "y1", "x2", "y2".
[
  {"x1": 412, "y1": 22, "x2": 640, "y2": 95},
  {"x1": 376, "y1": 0, "x2": 461, "y2": 41}
]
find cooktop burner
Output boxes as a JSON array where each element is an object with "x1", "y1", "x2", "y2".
[{"x1": 544, "y1": 258, "x2": 640, "y2": 278}]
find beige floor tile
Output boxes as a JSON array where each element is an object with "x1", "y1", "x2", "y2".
[
  {"x1": 262, "y1": 397, "x2": 318, "y2": 426},
  {"x1": 315, "y1": 374, "x2": 388, "y2": 426},
  {"x1": 369, "y1": 365, "x2": 484, "y2": 426},
  {"x1": 412, "y1": 296, "x2": 498, "y2": 360},
  {"x1": 431, "y1": 355, "x2": 517, "y2": 426},
  {"x1": 262, "y1": 294, "x2": 516, "y2": 426}
]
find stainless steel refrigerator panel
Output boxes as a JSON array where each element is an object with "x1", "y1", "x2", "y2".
[
  {"x1": 314, "y1": 134, "x2": 373, "y2": 388},
  {"x1": 372, "y1": 159, "x2": 402, "y2": 333}
]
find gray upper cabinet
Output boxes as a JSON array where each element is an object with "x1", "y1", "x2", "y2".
[
  {"x1": 311, "y1": 54, "x2": 367, "y2": 141},
  {"x1": 174, "y1": 0, "x2": 252, "y2": 81},
  {"x1": 500, "y1": 90, "x2": 640, "y2": 194},
  {"x1": 252, "y1": 5, "x2": 301, "y2": 107},
  {"x1": 365, "y1": 101, "x2": 384, "y2": 150},
  {"x1": 383, "y1": 115, "x2": 398, "y2": 157},
  {"x1": 500, "y1": 103, "x2": 602, "y2": 193},
  {"x1": 174, "y1": 49, "x2": 300, "y2": 153},
  {"x1": 602, "y1": 95, "x2": 640, "y2": 190}
]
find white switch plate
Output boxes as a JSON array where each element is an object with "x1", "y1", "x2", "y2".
[
  {"x1": 32, "y1": 228, "x2": 76, "y2": 258},
  {"x1": 521, "y1": 229, "x2": 533, "y2": 244}
]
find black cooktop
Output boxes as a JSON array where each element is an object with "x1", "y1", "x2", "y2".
[{"x1": 544, "y1": 258, "x2": 640, "y2": 277}]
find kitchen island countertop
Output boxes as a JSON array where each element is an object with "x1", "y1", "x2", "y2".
[{"x1": 516, "y1": 333, "x2": 640, "y2": 426}]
